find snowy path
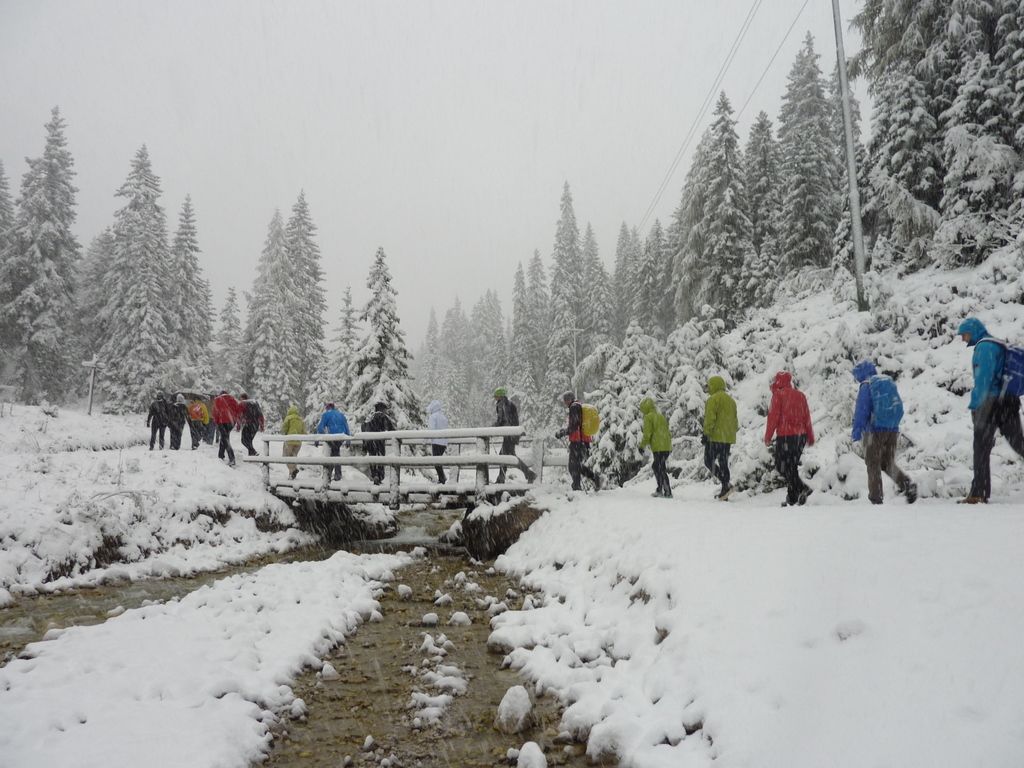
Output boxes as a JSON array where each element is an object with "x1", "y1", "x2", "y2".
[
  {"x1": 0, "y1": 550, "x2": 411, "y2": 768},
  {"x1": 491, "y1": 485, "x2": 1024, "y2": 768}
]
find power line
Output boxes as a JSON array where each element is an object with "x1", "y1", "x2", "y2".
[
  {"x1": 637, "y1": 0, "x2": 763, "y2": 232},
  {"x1": 736, "y1": 0, "x2": 812, "y2": 120}
]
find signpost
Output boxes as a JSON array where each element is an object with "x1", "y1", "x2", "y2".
[{"x1": 82, "y1": 356, "x2": 101, "y2": 415}]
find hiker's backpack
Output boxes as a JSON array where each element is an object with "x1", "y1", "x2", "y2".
[
  {"x1": 978, "y1": 338, "x2": 1024, "y2": 397},
  {"x1": 188, "y1": 401, "x2": 204, "y2": 421},
  {"x1": 580, "y1": 403, "x2": 600, "y2": 437},
  {"x1": 506, "y1": 399, "x2": 519, "y2": 427},
  {"x1": 867, "y1": 374, "x2": 903, "y2": 430}
]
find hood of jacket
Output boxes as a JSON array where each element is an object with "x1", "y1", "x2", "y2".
[
  {"x1": 852, "y1": 360, "x2": 877, "y2": 383},
  {"x1": 707, "y1": 376, "x2": 727, "y2": 394},
  {"x1": 286, "y1": 405, "x2": 299, "y2": 419},
  {"x1": 426, "y1": 399, "x2": 443, "y2": 414},
  {"x1": 770, "y1": 371, "x2": 793, "y2": 392},
  {"x1": 957, "y1": 317, "x2": 990, "y2": 347},
  {"x1": 639, "y1": 397, "x2": 656, "y2": 415}
]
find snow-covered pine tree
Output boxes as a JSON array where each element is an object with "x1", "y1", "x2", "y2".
[
  {"x1": 743, "y1": 111, "x2": 783, "y2": 306},
  {"x1": 169, "y1": 195, "x2": 213, "y2": 370},
  {"x1": 214, "y1": 287, "x2": 245, "y2": 391},
  {"x1": 525, "y1": 251, "x2": 551, "y2": 408},
  {"x1": 778, "y1": 34, "x2": 838, "y2": 270},
  {"x1": 0, "y1": 160, "x2": 12, "y2": 263},
  {"x1": 467, "y1": 290, "x2": 508, "y2": 425},
  {"x1": 100, "y1": 145, "x2": 177, "y2": 410},
  {"x1": 347, "y1": 247, "x2": 423, "y2": 428},
  {"x1": 664, "y1": 309, "x2": 726, "y2": 440},
  {"x1": 329, "y1": 285, "x2": 359, "y2": 406},
  {"x1": 285, "y1": 191, "x2": 329, "y2": 412},
  {"x1": 611, "y1": 223, "x2": 636, "y2": 342},
  {"x1": 0, "y1": 108, "x2": 80, "y2": 403},
  {"x1": 509, "y1": 263, "x2": 536, "y2": 422},
  {"x1": 243, "y1": 211, "x2": 300, "y2": 417},
  {"x1": 671, "y1": 137, "x2": 711, "y2": 324},
  {"x1": 545, "y1": 182, "x2": 584, "y2": 393},
  {"x1": 416, "y1": 308, "x2": 446, "y2": 406},
  {"x1": 76, "y1": 229, "x2": 115, "y2": 360},
  {"x1": 586, "y1": 320, "x2": 662, "y2": 487},
  {"x1": 633, "y1": 220, "x2": 666, "y2": 337},
  {"x1": 994, "y1": 1, "x2": 1024, "y2": 155},
  {"x1": 581, "y1": 223, "x2": 613, "y2": 351},
  {"x1": 439, "y1": 298, "x2": 472, "y2": 425}
]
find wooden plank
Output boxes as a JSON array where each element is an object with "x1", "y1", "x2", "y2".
[
  {"x1": 257, "y1": 426, "x2": 525, "y2": 443},
  {"x1": 243, "y1": 454, "x2": 523, "y2": 467}
]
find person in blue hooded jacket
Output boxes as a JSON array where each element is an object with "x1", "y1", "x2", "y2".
[
  {"x1": 957, "y1": 317, "x2": 1024, "y2": 503},
  {"x1": 851, "y1": 361, "x2": 917, "y2": 504},
  {"x1": 315, "y1": 403, "x2": 351, "y2": 481}
]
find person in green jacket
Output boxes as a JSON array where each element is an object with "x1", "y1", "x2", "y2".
[
  {"x1": 281, "y1": 405, "x2": 306, "y2": 480},
  {"x1": 639, "y1": 397, "x2": 673, "y2": 498},
  {"x1": 703, "y1": 375, "x2": 739, "y2": 500}
]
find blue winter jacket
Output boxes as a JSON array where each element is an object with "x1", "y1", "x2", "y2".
[
  {"x1": 851, "y1": 361, "x2": 900, "y2": 440},
  {"x1": 315, "y1": 408, "x2": 351, "y2": 435},
  {"x1": 958, "y1": 317, "x2": 1004, "y2": 410}
]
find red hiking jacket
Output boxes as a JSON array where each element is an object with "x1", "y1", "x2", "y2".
[
  {"x1": 212, "y1": 393, "x2": 240, "y2": 426},
  {"x1": 764, "y1": 372, "x2": 814, "y2": 444}
]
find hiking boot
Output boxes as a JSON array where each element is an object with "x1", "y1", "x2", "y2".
[
  {"x1": 797, "y1": 488, "x2": 813, "y2": 506},
  {"x1": 332, "y1": 469, "x2": 342, "y2": 482},
  {"x1": 593, "y1": 476, "x2": 602, "y2": 491},
  {"x1": 905, "y1": 484, "x2": 918, "y2": 504},
  {"x1": 958, "y1": 495, "x2": 987, "y2": 504},
  {"x1": 651, "y1": 490, "x2": 663, "y2": 498},
  {"x1": 869, "y1": 497, "x2": 883, "y2": 505},
  {"x1": 662, "y1": 488, "x2": 673, "y2": 498},
  {"x1": 717, "y1": 485, "x2": 733, "y2": 500},
  {"x1": 289, "y1": 470, "x2": 298, "y2": 481},
  {"x1": 228, "y1": 459, "x2": 236, "y2": 468}
]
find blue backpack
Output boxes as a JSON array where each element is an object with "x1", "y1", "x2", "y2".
[
  {"x1": 867, "y1": 375, "x2": 903, "y2": 430},
  {"x1": 978, "y1": 339, "x2": 1024, "y2": 397}
]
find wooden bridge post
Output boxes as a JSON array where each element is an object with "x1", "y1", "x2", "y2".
[
  {"x1": 320, "y1": 438, "x2": 331, "y2": 492},
  {"x1": 453, "y1": 441, "x2": 461, "y2": 483},
  {"x1": 389, "y1": 437, "x2": 402, "y2": 509},
  {"x1": 476, "y1": 436, "x2": 490, "y2": 497},
  {"x1": 261, "y1": 437, "x2": 271, "y2": 489}
]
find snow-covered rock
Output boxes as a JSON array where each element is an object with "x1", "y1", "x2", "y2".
[
  {"x1": 397, "y1": 584, "x2": 413, "y2": 600},
  {"x1": 516, "y1": 742, "x2": 546, "y2": 768},
  {"x1": 447, "y1": 611, "x2": 471, "y2": 626},
  {"x1": 421, "y1": 612, "x2": 439, "y2": 626},
  {"x1": 494, "y1": 685, "x2": 533, "y2": 734}
]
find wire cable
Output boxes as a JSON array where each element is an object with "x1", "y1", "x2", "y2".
[{"x1": 736, "y1": 0, "x2": 812, "y2": 120}]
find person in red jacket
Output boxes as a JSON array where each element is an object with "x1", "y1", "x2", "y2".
[
  {"x1": 212, "y1": 390, "x2": 240, "y2": 467},
  {"x1": 763, "y1": 371, "x2": 814, "y2": 506}
]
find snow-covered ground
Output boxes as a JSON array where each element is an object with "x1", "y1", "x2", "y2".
[
  {"x1": 0, "y1": 550, "x2": 411, "y2": 767},
  {"x1": 0, "y1": 406, "x2": 314, "y2": 597},
  {"x1": 491, "y1": 485, "x2": 1024, "y2": 767}
]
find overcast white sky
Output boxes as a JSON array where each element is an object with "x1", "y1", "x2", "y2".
[{"x1": 0, "y1": 0, "x2": 864, "y2": 346}]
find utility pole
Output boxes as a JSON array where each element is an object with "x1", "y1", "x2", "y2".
[
  {"x1": 831, "y1": 0, "x2": 868, "y2": 312},
  {"x1": 82, "y1": 356, "x2": 102, "y2": 415}
]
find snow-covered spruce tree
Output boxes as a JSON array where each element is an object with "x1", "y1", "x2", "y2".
[
  {"x1": 670, "y1": 136, "x2": 711, "y2": 324},
  {"x1": 243, "y1": 211, "x2": 300, "y2": 417},
  {"x1": 665, "y1": 309, "x2": 725, "y2": 440},
  {"x1": 778, "y1": 34, "x2": 838, "y2": 270},
  {"x1": 285, "y1": 191, "x2": 329, "y2": 412},
  {"x1": 633, "y1": 220, "x2": 666, "y2": 337},
  {"x1": 545, "y1": 182, "x2": 584, "y2": 393},
  {"x1": 0, "y1": 160, "x2": 13, "y2": 265},
  {"x1": 416, "y1": 308, "x2": 446, "y2": 406},
  {"x1": 587, "y1": 321, "x2": 662, "y2": 487},
  {"x1": 743, "y1": 111, "x2": 783, "y2": 307},
  {"x1": 468, "y1": 290, "x2": 507, "y2": 425},
  {"x1": 508, "y1": 264, "x2": 536, "y2": 423},
  {"x1": 347, "y1": 247, "x2": 423, "y2": 428},
  {"x1": 439, "y1": 298, "x2": 472, "y2": 425},
  {"x1": 995, "y1": 1, "x2": 1024, "y2": 155},
  {"x1": 525, "y1": 251, "x2": 551, "y2": 408},
  {"x1": 214, "y1": 287, "x2": 245, "y2": 392},
  {"x1": 329, "y1": 285, "x2": 359, "y2": 406},
  {"x1": 611, "y1": 223, "x2": 636, "y2": 342},
  {"x1": 581, "y1": 224, "x2": 613, "y2": 352},
  {"x1": 100, "y1": 145, "x2": 177, "y2": 410},
  {"x1": 76, "y1": 229, "x2": 115, "y2": 360},
  {"x1": 169, "y1": 195, "x2": 213, "y2": 369},
  {"x1": 0, "y1": 108, "x2": 80, "y2": 402}
]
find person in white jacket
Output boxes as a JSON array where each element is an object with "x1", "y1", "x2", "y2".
[{"x1": 426, "y1": 400, "x2": 449, "y2": 484}]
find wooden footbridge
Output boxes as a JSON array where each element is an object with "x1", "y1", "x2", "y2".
[{"x1": 244, "y1": 427, "x2": 567, "y2": 507}]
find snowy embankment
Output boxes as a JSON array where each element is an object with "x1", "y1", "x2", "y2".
[
  {"x1": 491, "y1": 487, "x2": 1024, "y2": 768},
  {"x1": 0, "y1": 406, "x2": 314, "y2": 596},
  {"x1": 0, "y1": 404, "x2": 141, "y2": 453},
  {"x1": 0, "y1": 550, "x2": 412, "y2": 768}
]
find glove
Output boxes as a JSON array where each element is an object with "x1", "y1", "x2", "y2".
[
  {"x1": 700, "y1": 434, "x2": 708, "y2": 445},
  {"x1": 313, "y1": 441, "x2": 320, "y2": 447},
  {"x1": 554, "y1": 429, "x2": 566, "y2": 439}
]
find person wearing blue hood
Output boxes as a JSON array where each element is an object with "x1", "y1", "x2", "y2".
[
  {"x1": 851, "y1": 361, "x2": 917, "y2": 504},
  {"x1": 315, "y1": 403, "x2": 351, "y2": 482},
  {"x1": 957, "y1": 317, "x2": 1024, "y2": 503}
]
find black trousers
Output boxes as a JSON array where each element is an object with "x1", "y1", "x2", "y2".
[
  {"x1": 568, "y1": 442, "x2": 598, "y2": 490},
  {"x1": 432, "y1": 444, "x2": 447, "y2": 484},
  {"x1": 168, "y1": 423, "x2": 184, "y2": 450},
  {"x1": 217, "y1": 423, "x2": 235, "y2": 462},
  {"x1": 652, "y1": 451, "x2": 671, "y2": 495},
  {"x1": 970, "y1": 396, "x2": 1024, "y2": 499},
  {"x1": 149, "y1": 423, "x2": 166, "y2": 449},
  {"x1": 327, "y1": 441, "x2": 342, "y2": 480},
  {"x1": 774, "y1": 435, "x2": 808, "y2": 504},
  {"x1": 188, "y1": 420, "x2": 203, "y2": 449},
  {"x1": 366, "y1": 441, "x2": 385, "y2": 484},
  {"x1": 704, "y1": 442, "x2": 731, "y2": 490},
  {"x1": 241, "y1": 424, "x2": 258, "y2": 456},
  {"x1": 496, "y1": 436, "x2": 534, "y2": 483}
]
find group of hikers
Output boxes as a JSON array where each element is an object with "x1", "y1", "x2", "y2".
[{"x1": 144, "y1": 317, "x2": 1024, "y2": 503}]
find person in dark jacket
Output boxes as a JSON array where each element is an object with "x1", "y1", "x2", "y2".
[
  {"x1": 493, "y1": 388, "x2": 536, "y2": 484},
  {"x1": 555, "y1": 391, "x2": 601, "y2": 492},
  {"x1": 703, "y1": 376, "x2": 739, "y2": 500},
  {"x1": 851, "y1": 361, "x2": 917, "y2": 504},
  {"x1": 212, "y1": 390, "x2": 240, "y2": 467},
  {"x1": 639, "y1": 397, "x2": 672, "y2": 498},
  {"x1": 764, "y1": 372, "x2": 814, "y2": 506},
  {"x1": 363, "y1": 402, "x2": 395, "y2": 485},
  {"x1": 315, "y1": 403, "x2": 351, "y2": 481},
  {"x1": 147, "y1": 394, "x2": 169, "y2": 450},
  {"x1": 238, "y1": 393, "x2": 266, "y2": 457},
  {"x1": 167, "y1": 394, "x2": 188, "y2": 450},
  {"x1": 957, "y1": 317, "x2": 1024, "y2": 503}
]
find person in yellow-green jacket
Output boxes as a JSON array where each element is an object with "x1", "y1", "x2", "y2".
[
  {"x1": 281, "y1": 405, "x2": 306, "y2": 481},
  {"x1": 703, "y1": 375, "x2": 739, "y2": 500},
  {"x1": 639, "y1": 397, "x2": 673, "y2": 498}
]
